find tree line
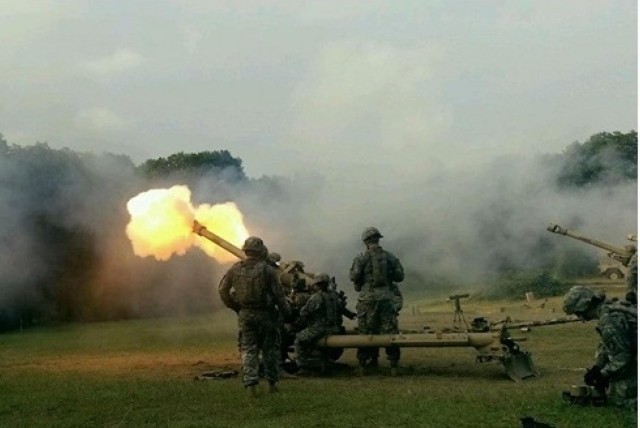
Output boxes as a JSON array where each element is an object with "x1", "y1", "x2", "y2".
[{"x1": 0, "y1": 131, "x2": 636, "y2": 331}]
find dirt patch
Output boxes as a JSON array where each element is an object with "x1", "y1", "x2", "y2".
[{"x1": 5, "y1": 351, "x2": 241, "y2": 380}]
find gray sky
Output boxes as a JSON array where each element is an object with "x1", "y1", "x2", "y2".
[
  {"x1": 0, "y1": 0, "x2": 638, "y2": 302},
  {"x1": 1, "y1": 0, "x2": 637, "y2": 178}
]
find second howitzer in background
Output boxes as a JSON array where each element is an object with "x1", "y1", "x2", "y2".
[
  {"x1": 547, "y1": 224, "x2": 637, "y2": 299},
  {"x1": 350, "y1": 226, "x2": 404, "y2": 374}
]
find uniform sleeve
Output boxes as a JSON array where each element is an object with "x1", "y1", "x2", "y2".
[
  {"x1": 594, "y1": 342, "x2": 609, "y2": 368},
  {"x1": 268, "y1": 266, "x2": 291, "y2": 317},
  {"x1": 598, "y1": 314, "x2": 633, "y2": 377},
  {"x1": 390, "y1": 254, "x2": 405, "y2": 283},
  {"x1": 300, "y1": 293, "x2": 321, "y2": 320},
  {"x1": 218, "y1": 268, "x2": 240, "y2": 311},
  {"x1": 626, "y1": 252, "x2": 637, "y2": 293},
  {"x1": 350, "y1": 254, "x2": 365, "y2": 287}
]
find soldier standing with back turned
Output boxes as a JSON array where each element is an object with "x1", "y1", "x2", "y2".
[
  {"x1": 350, "y1": 227, "x2": 404, "y2": 375},
  {"x1": 218, "y1": 236, "x2": 291, "y2": 396}
]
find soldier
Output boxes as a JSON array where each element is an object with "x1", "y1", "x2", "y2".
[
  {"x1": 328, "y1": 277, "x2": 357, "y2": 331},
  {"x1": 625, "y1": 251, "x2": 637, "y2": 304},
  {"x1": 350, "y1": 226, "x2": 404, "y2": 374},
  {"x1": 218, "y1": 236, "x2": 291, "y2": 396},
  {"x1": 266, "y1": 252, "x2": 281, "y2": 269},
  {"x1": 279, "y1": 272, "x2": 313, "y2": 365},
  {"x1": 294, "y1": 273, "x2": 337, "y2": 374},
  {"x1": 562, "y1": 286, "x2": 637, "y2": 409},
  {"x1": 279, "y1": 260, "x2": 307, "y2": 295}
]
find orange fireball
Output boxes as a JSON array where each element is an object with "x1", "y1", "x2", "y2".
[{"x1": 125, "y1": 185, "x2": 249, "y2": 263}]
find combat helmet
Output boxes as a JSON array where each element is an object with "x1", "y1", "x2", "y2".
[
  {"x1": 312, "y1": 273, "x2": 331, "y2": 285},
  {"x1": 361, "y1": 226, "x2": 383, "y2": 242},
  {"x1": 242, "y1": 236, "x2": 265, "y2": 255},
  {"x1": 562, "y1": 286, "x2": 603, "y2": 315},
  {"x1": 267, "y1": 252, "x2": 281, "y2": 264},
  {"x1": 282, "y1": 260, "x2": 305, "y2": 274},
  {"x1": 312, "y1": 273, "x2": 331, "y2": 288}
]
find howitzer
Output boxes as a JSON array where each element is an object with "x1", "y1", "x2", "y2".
[
  {"x1": 547, "y1": 223, "x2": 636, "y2": 266},
  {"x1": 316, "y1": 324, "x2": 537, "y2": 381},
  {"x1": 193, "y1": 221, "x2": 537, "y2": 381}
]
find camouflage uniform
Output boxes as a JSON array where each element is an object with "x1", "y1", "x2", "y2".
[
  {"x1": 350, "y1": 227, "x2": 404, "y2": 368},
  {"x1": 327, "y1": 288, "x2": 355, "y2": 331},
  {"x1": 219, "y1": 237, "x2": 291, "y2": 389},
  {"x1": 288, "y1": 284, "x2": 313, "y2": 331},
  {"x1": 563, "y1": 286, "x2": 637, "y2": 409},
  {"x1": 295, "y1": 274, "x2": 338, "y2": 370},
  {"x1": 390, "y1": 283, "x2": 403, "y2": 329},
  {"x1": 280, "y1": 282, "x2": 313, "y2": 362},
  {"x1": 625, "y1": 252, "x2": 637, "y2": 301},
  {"x1": 279, "y1": 261, "x2": 307, "y2": 295}
]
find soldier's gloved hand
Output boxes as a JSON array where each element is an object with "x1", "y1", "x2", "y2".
[
  {"x1": 583, "y1": 365, "x2": 600, "y2": 385},
  {"x1": 584, "y1": 365, "x2": 608, "y2": 391}
]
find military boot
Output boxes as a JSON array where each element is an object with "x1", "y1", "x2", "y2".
[
  {"x1": 246, "y1": 384, "x2": 259, "y2": 398},
  {"x1": 390, "y1": 360, "x2": 399, "y2": 377}
]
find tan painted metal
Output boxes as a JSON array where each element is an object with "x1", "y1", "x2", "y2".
[
  {"x1": 194, "y1": 220, "x2": 247, "y2": 260},
  {"x1": 317, "y1": 332, "x2": 499, "y2": 350},
  {"x1": 546, "y1": 223, "x2": 636, "y2": 264}
]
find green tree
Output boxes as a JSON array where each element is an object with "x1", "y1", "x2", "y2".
[
  {"x1": 556, "y1": 131, "x2": 637, "y2": 188},
  {"x1": 138, "y1": 150, "x2": 246, "y2": 181}
]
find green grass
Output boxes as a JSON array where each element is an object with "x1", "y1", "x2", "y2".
[{"x1": 0, "y1": 297, "x2": 636, "y2": 427}]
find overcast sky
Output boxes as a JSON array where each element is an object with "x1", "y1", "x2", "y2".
[{"x1": 1, "y1": 0, "x2": 637, "y2": 178}]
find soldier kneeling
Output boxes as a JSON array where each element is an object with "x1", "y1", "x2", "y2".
[
  {"x1": 294, "y1": 273, "x2": 338, "y2": 375},
  {"x1": 562, "y1": 286, "x2": 637, "y2": 409}
]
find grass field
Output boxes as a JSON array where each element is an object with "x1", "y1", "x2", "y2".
[{"x1": 0, "y1": 293, "x2": 636, "y2": 428}]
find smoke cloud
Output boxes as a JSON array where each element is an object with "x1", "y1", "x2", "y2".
[
  {"x1": 206, "y1": 149, "x2": 637, "y2": 299},
  {"x1": 0, "y1": 134, "x2": 636, "y2": 329}
]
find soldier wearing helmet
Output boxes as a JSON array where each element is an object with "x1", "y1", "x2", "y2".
[
  {"x1": 562, "y1": 286, "x2": 637, "y2": 409},
  {"x1": 266, "y1": 252, "x2": 281, "y2": 268},
  {"x1": 294, "y1": 273, "x2": 338, "y2": 375},
  {"x1": 219, "y1": 236, "x2": 291, "y2": 396},
  {"x1": 350, "y1": 226, "x2": 404, "y2": 375}
]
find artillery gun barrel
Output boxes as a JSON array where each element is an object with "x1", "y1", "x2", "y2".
[
  {"x1": 194, "y1": 222, "x2": 247, "y2": 260},
  {"x1": 192, "y1": 221, "x2": 316, "y2": 284},
  {"x1": 317, "y1": 332, "x2": 498, "y2": 350},
  {"x1": 492, "y1": 316, "x2": 582, "y2": 331},
  {"x1": 546, "y1": 223, "x2": 634, "y2": 258}
]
